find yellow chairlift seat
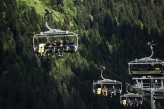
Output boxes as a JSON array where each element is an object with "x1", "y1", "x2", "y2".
[
  {"x1": 38, "y1": 43, "x2": 45, "y2": 56},
  {"x1": 97, "y1": 88, "x2": 102, "y2": 95},
  {"x1": 155, "y1": 68, "x2": 160, "y2": 70},
  {"x1": 123, "y1": 99, "x2": 126, "y2": 106}
]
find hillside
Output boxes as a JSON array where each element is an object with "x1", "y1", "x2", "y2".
[{"x1": 0, "y1": 0, "x2": 164, "y2": 109}]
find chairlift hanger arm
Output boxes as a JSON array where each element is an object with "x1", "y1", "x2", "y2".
[
  {"x1": 125, "y1": 83, "x2": 133, "y2": 94},
  {"x1": 99, "y1": 66, "x2": 122, "y2": 83},
  {"x1": 147, "y1": 41, "x2": 155, "y2": 58},
  {"x1": 44, "y1": 9, "x2": 70, "y2": 35},
  {"x1": 40, "y1": 9, "x2": 78, "y2": 39},
  {"x1": 129, "y1": 41, "x2": 157, "y2": 62},
  {"x1": 100, "y1": 66, "x2": 106, "y2": 80},
  {"x1": 99, "y1": 66, "x2": 114, "y2": 82}
]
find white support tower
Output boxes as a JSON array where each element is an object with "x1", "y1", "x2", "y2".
[{"x1": 132, "y1": 76, "x2": 164, "y2": 109}]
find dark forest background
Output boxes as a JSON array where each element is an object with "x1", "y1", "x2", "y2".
[{"x1": 0, "y1": 0, "x2": 164, "y2": 109}]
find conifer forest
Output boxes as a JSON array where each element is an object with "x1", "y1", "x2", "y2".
[{"x1": 0, "y1": 0, "x2": 164, "y2": 109}]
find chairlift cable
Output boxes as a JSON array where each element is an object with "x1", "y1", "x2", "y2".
[
  {"x1": 142, "y1": 30, "x2": 158, "y2": 58},
  {"x1": 109, "y1": 70, "x2": 131, "y2": 86},
  {"x1": 100, "y1": 66, "x2": 132, "y2": 86},
  {"x1": 149, "y1": 40, "x2": 163, "y2": 59},
  {"x1": 100, "y1": 66, "x2": 130, "y2": 84},
  {"x1": 39, "y1": 0, "x2": 62, "y2": 23},
  {"x1": 154, "y1": 45, "x2": 163, "y2": 58}
]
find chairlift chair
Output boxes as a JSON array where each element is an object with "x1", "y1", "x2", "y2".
[
  {"x1": 128, "y1": 59, "x2": 164, "y2": 76},
  {"x1": 93, "y1": 79, "x2": 122, "y2": 97},
  {"x1": 128, "y1": 42, "x2": 164, "y2": 76},
  {"x1": 93, "y1": 66, "x2": 122, "y2": 97},
  {"x1": 33, "y1": 24, "x2": 78, "y2": 56},
  {"x1": 33, "y1": 10, "x2": 78, "y2": 57},
  {"x1": 33, "y1": 31, "x2": 78, "y2": 56},
  {"x1": 120, "y1": 93, "x2": 143, "y2": 107}
]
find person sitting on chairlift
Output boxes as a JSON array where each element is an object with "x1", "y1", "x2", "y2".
[
  {"x1": 102, "y1": 86, "x2": 108, "y2": 96},
  {"x1": 52, "y1": 40, "x2": 57, "y2": 53},
  {"x1": 126, "y1": 98, "x2": 132, "y2": 107},
  {"x1": 132, "y1": 98, "x2": 138, "y2": 107},
  {"x1": 122, "y1": 99, "x2": 127, "y2": 106},
  {"x1": 111, "y1": 85, "x2": 116, "y2": 97},
  {"x1": 44, "y1": 38, "x2": 51, "y2": 55},
  {"x1": 107, "y1": 85, "x2": 116, "y2": 97},
  {"x1": 63, "y1": 40, "x2": 68, "y2": 51},
  {"x1": 57, "y1": 40, "x2": 64, "y2": 57}
]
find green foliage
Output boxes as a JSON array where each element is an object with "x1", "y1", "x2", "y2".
[{"x1": 0, "y1": 0, "x2": 164, "y2": 109}]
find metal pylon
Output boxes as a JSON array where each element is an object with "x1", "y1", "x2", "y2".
[
  {"x1": 150, "y1": 89, "x2": 156, "y2": 109},
  {"x1": 132, "y1": 76, "x2": 164, "y2": 109}
]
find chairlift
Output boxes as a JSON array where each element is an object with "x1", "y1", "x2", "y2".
[
  {"x1": 120, "y1": 93, "x2": 143, "y2": 107},
  {"x1": 33, "y1": 10, "x2": 78, "y2": 57},
  {"x1": 92, "y1": 66, "x2": 122, "y2": 97},
  {"x1": 33, "y1": 32, "x2": 78, "y2": 56},
  {"x1": 128, "y1": 42, "x2": 164, "y2": 76},
  {"x1": 93, "y1": 80, "x2": 122, "y2": 97}
]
